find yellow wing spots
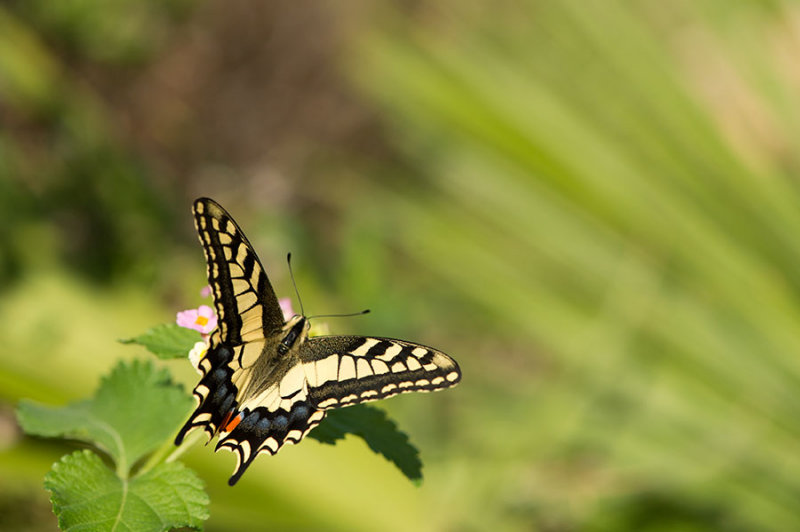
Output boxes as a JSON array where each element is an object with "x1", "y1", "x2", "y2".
[
  {"x1": 422, "y1": 363, "x2": 438, "y2": 372},
  {"x1": 264, "y1": 437, "x2": 279, "y2": 453},
  {"x1": 231, "y1": 279, "x2": 251, "y2": 296},
  {"x1": 211, "y1": 218, "x2": 222, "y2": 231},
  {"x1": 239, "y1": 440, "x2": 252, "y2": 462},
  {"x1": 338, "y1": 356, "x2": 357, "y2": 380},
  {"x1": 317, "y1": 398, "x2": 338, "y2": 408},
  {"x1": 406, "y1": 357, "x2": 422, "y2": 371},
  {"x1": 194, "y1": 412, "x2": 212, "y2": 423},
  {"x1": 302, "y1": 360, "x2": 319, "y2": 388},
  {"x1": 223, "y1": 246, "x2": 234, "y2": 260},
  {"x1": 309, "y1": 410, "x2": 325, "y2": 423},
  {"x1": 195, "y1": 202, "x2": 205, "y2": 215},
  {"x1": 235, "y1": 245, "x2": 250, "y2": 267},
  {"x1": 433, "y1": 352, "x2": 453, "y2": 367},
  {"x1": 279, "y1": 398, "x2": 297, "y2": 411},
  {"x1": 351, "y1": 338, "x2": 380, "y2": 357},
  {"x1": 361, "y1": 390, "x2": 378, "y2": 399},
  {"x1": 236, "y1": 343, "x2": 261, "y2": 368},
  {"x1": 230, "y1": 446, "x2": 243, "y2": 473},
  {"x1": 415, "y1": 379, "x2": 430, "y2": 387},
  {"x1": 218, "y1": 233, "x2": 233, "y2": 245},
  {"x1": 356, "y1": 358, "x2": 372, "y2": 379},
  {"x1": 342, "y1": 394, "x2": 358, "y2": 403},
  {"x1": 391, "y1": 361, "x2": 407, "y2": 373},
  {"x1": 376, "y1": 343, "x2": 402, "y2": 362},
  {"x1": 237, "y1": 291, "x2": 258, "y2": 311},
  {"x1": 198, "y1": 216, "x2": 207, "y2": 229},
  {"x1": 370, "y1": 359, "x2": 390, "y2": 375},
  {"x1": 446, "y1": 372, "x2": 459, "y2": 382},
  {"x1": 412, "y1": 347, "x2": 428, "y2": 357},
  {"x1": 195, "y1": 384, "x2": 210, "y2": 401},
  {"x1": 381, "y1": 383, "x2": 397, "y2": 394},
  {"x1": 240, "y1": 328, "x2": 264, "y2": 343},
  {"x1": 249, "y1": 386, "x2": 280, "y2": 412},
  {"x1": 431, "y1": 376, "x2": 445, "y2": 386},
  {"x1": 313, "y1": 355, "x2": 339, "y2": 387},
  {"x1": 279, "y1": 365, "x2": 306, "y2": 397},
  {"x1": 287, "y1": 429, "x2": 303, "y2": 442},
  {"x1": 228, "y1": 263, "x2": 245, "y2": 278},
  {"x1": 399, "y1": 381, "x2": 414, "y2": 388}
]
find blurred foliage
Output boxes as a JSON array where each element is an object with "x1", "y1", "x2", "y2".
[{"x1": 2, "y1": 0, "x2": 800, "y2": 530}]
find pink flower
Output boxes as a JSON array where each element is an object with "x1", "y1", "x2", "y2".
[
  {"x1": 177, "y1": 305, "x2": 218, "y2": 334},
  {"x1": 279, "y1": 298, "x2": 294, "y2": 321},
  {"x1": 200, "y1": 285, "x2": 213, "y2": 298}
]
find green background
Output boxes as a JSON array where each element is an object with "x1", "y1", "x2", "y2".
[{"x1": 2, "y1": 1, "x2": 800, "y2": 530}]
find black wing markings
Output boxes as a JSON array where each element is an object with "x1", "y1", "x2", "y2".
[{"x1": 176, "y1": 198, "x2": 462, "y2": 485}]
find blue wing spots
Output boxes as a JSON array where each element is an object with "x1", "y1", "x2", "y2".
[
  {"x1": 220, "y1": 393, "x2": 235, "y2": 414},
  {"x1": 291, "y1": 404, "x2": 309, "y2": 421},
  {"x1": 255, "y1": 417, "x2": 271, "y2": 435},
  {"x1": 272, "y1": 415, "x2": 288, "y2": 431}
]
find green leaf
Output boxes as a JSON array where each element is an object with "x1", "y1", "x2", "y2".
[
  {"x1": 309, "y1": 404, "x2": 423, "y2": 484},
  {"x1": 17, "y1": 360, "x2": 193, "y2": 473},
  {"x1": 46, "y1": 450, "x2": 209, "y2": 532},
  {"x1": 120, "y1": 323, "x2": 202, "y2": 359}
]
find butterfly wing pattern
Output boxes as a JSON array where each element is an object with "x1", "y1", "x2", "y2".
[{"x1": 176, "y1": 197, "x2": 461, "y2": 485}]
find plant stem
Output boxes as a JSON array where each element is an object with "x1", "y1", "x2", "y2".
[{"x1": 136, "y1": 428, "x2": 203, "y2": 476}]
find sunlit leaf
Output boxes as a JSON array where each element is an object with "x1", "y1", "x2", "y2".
[
  {"x1": 46, "y1": 450, "x2": 209, "y2": 532},
  {"x1": 17, "y1": 360, "x2": 193, "y2": 469},
  {"x1": 119, "y1": 323, "x2": 201, "y2": 359}
]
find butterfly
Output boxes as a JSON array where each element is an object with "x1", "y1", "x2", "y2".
[{"x1": 175, "y1": 197, "x2": 461, "y2": 485}]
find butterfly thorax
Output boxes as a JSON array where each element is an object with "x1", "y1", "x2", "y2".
[
  {"x1": 236, "y1": 315, "x2": 309, "y2": 401},
  {"x1": 278, "y1": 315, "x2": 309, "y2": 355}
]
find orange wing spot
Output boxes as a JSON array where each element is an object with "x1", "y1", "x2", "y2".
[
  {"x1": 219, "y1": 411, "x2": 233, "y2": 430},
  {"x1": 224, "y1": 412, "x2": 243, "y2": 432}
]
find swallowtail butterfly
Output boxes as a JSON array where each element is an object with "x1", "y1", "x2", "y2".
[{"x1": 175, "y1": 198, "x2": 461, "y2": 485}]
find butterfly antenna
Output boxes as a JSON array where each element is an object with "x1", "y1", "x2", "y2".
[
  {"x1": 287, "y1": 253, "x2": 306, "y2": 317},
  {"x1": 308, "y1": 309, "x2": 371, "y2": 320}
]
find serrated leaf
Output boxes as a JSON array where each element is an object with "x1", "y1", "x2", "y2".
[
  {"x1": 17, "y1": 360, "x2": 193, "y2": 472},
  {"x1": 309, "y1": 404, "x2": 423, "y2": 484},
  {"x1": 46, "y1": 450, "x2": 209, "y2": 532},
  {"x1": 120, "y1": 323, "x2": 201, "y2": 359}
]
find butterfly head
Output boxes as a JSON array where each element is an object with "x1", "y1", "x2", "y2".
[{"x1": 278, "y1": 314, "x2": 310, "y2": 355}]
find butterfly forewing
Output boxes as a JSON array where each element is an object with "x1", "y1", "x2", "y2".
[
  {"x1": 300, "y1": 336, "x2": 461, "y2": 409},
  {"x1": 176, "y1": 197, "x2": 461, "y2": 486},
  {"x1": 193, "y1": 198, "x2": 284, "y2": 342}
]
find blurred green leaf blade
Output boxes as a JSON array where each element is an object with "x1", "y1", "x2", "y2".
[
  {"x1": 17, "y1": 360, "x2": 193, "y2": 469},
  {"x1": 120, "y1": 323, "x2": 201, "y2": 359},
  {"x1": 46, "y1": 450, "x2": 209, "y2": 532},
  {"x1": 309, "y1": 404, "x2": 423, "y2": 485}
]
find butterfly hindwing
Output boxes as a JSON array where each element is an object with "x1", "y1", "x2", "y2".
[
  {"x1": 214, "y1": 379, "x2": 326, "y2": 486},
  {"x1": 300, "y1": 336, "x2": 461, "y2": 409},
  {"x1": 210, "y1": 335, "x2": 460, "y2": 485}
]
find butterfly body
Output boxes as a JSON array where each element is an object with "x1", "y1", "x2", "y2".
[{"x1": 176, "y1": 198, "x2": 461, "y2": 485}]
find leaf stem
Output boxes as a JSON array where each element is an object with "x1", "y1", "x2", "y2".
[
  {"x1": 166, "y1": 429, "x2": 205, "y2": 464},
  {"x1": 137, "y1": 428, "x2": 203, "y2": 477}
]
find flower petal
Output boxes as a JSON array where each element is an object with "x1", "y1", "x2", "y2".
[{"x1": 279, "y1": 298, "x2": 294, "y2": 321}]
